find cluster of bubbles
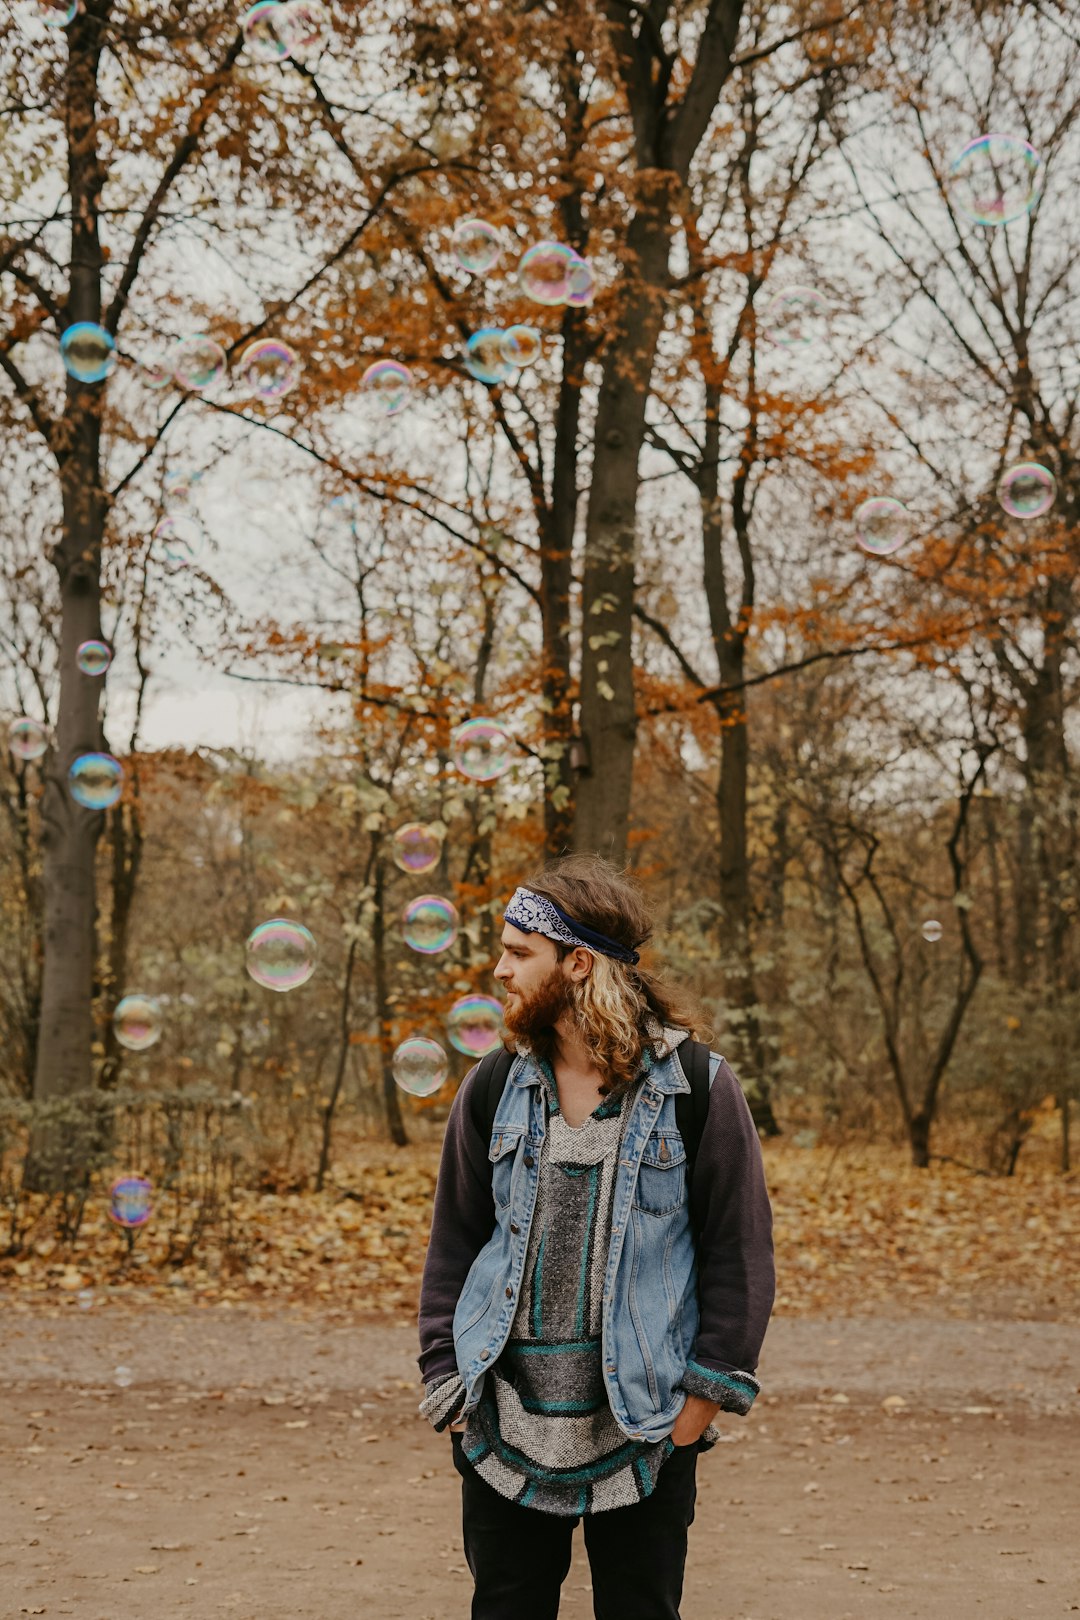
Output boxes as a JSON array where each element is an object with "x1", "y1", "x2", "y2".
[
  {"x1": 241, "y1": 0, "x2": 328, "y2": 62},
  {"x1": 451, "y1": 219, "x2": 596, "y2": 309},
  {"x1": 60, "y1": 323, "x2": 302, "y2": 405},
  {"x1": 391, "y1": 992, "x2": 506, "y2": 1098},
  {"x1": 464, "y1": 326, "x2": 542, "y2": 385}
]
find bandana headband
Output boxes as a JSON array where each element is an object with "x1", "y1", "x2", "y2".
[{"x1": 503, "y1": 887, "x2": 641, "y2": 966}]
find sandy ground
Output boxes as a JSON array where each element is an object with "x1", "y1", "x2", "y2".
[{"x1": 2, "y1": 1304, "x2": 1079, "y2": 1620}]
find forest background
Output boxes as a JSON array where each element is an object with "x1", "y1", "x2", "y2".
[{"x1": 1, "y1": 0, "x2": 1078, "y2": 1307}]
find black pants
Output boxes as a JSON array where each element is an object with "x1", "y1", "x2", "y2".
[{"x1": 450, "y1": 1431, "x2": 699, "y2": 1620}]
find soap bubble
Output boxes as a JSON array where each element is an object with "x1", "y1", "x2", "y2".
[
  {"x1": 465, "y1": 329, "x2": 515, "y2": 385},
  {"x1": 137, "y1": 350, "x2": 173, "y2": 389},
  {"x1": 154, "y1": 515, "x2": 204, "y2": 566},
  {"x1": 238, "y1": 338, "x2": 301, "y2": 401},
  {"x1": 113, "y1": 995, "x2": 163, "y2": 1052},
  {"x1": 949, "y1": 134, "x2": 1041, "y2": 227},
  {"x1": 172, "y1": 334, "x2": 227, "y2": 391},
  {"x1": 76, "y1": 1288, "x2": 95, "y2": 1310},
  {"x1": 452, "y1": 218, "x2": 502, "y2": 273},
  {"x1": 113, "y1": 1365, "x2": 134, "y2": 1388},
  {"x1": 855, "y1": 497, "x2": 911, "y2": 557},
  {"x1": 245, "y1": 919, "x2": 317, "y2": 990},
  {"x1": 997, "y1": 462, "x2": 1056, "y2": 520},
  {"x1": 402, "y1": 895, "x2": 459, "y2": 955},
  {"x1": 518, "y1": 242, "x2": 576, "y2": 305},
  {"x1": 500, "y1": 325, "x2": 542, "y2": 367},
  {"x1": 278, "y1": 0, "x2": 327, "y2": 57},
  {"x1": 109, "y1": 1175, "x2": 153, "y2": 1227},
  {"x1": 921, "y1": 919, "x2": 943, "y2": 943},
  {"x1": 361, "y1": 359, "x2": 413, "y2": 415},
  {"x1": 163, "y1": 468, "x2": 202, "y2": 509},
  {"x1": 392, "y1": 1036, "x2": 449, "y2": 1096},
  {"x1": 8, "y1": 717, "x2": 50, "y2": 762},
  {"x1": 37, "y1": 1, "x2": 79, "y2": 24},
  {"x1": 451, "y1": 717, "x2": 513, "y2": 781},
  {"x1": 763, "y1": 286, "x2": 828, "y2": 346},
  {"x1": 565, "y1": 255, "x2": 596, "y2": 307},
  {"x1": 391, "y1": 822, "x2": 443, "y2": 875},
  {"x1": 68, "y1": 752, "x2": 123, "y2": 810},
  {"x1": 76, "y1": 640, "x2": 112, "y2": 677},
  {"x1": 60, "y1": 323, "x2": 116, "y2": 384},
  {"x1": 446, "y1": 994, "x2": 505, "y2": 1057},
  {"x1": 241, "y1": 0, "x2": 288, "y2": 59}
]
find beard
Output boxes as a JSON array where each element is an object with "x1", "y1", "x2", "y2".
[{"x1": 502, "y1": 963, "x2": 576, "y2": 1047}]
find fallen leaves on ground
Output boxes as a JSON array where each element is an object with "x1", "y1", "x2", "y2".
[{"x1": 1, "y1": 1133, "x2": 1076, "y2": 1320}]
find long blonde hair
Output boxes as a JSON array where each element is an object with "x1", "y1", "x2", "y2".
[{"x1": 522, "y1": 854, "x2": 705, "y2": 1096}]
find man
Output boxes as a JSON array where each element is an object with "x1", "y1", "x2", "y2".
[{"x1": 417, "y1": 853, "x2": 775, "y2": 1620}]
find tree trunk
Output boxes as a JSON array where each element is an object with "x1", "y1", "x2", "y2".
[
  {"x1": 27, "y1": 10, "x2": 109, "y2": 1186},
  {"x1": 574, "y1": 180, "x2": 675, "y2": 859},
  {"x1": 371, "y1": 856, "x2": 406, "y2": 1147}
]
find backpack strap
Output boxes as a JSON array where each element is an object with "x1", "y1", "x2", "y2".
[
  {"x1": 468, "y1": 1047, "x2": 516, "y2": 1148},
  {"x1": 674, "y1": 1040, "x2": 719, "y2": 1243}
]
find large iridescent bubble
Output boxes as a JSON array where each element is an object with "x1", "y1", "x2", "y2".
[
  {"x1": 361, "y1": 359, "x2": 413, "y2": 416},
  {"x1": 501, "y1": 325, "x2": 542, "y2": 367},
  {"x1": 245, "y1": 919, "x2": 317, "y2": 991},
  {"x1": 452, "y1": 218, "x2": 502, "y2": 274},
  {"x1": 172, "y1": 334, "x2": 227, "y2": 392},
  {"x1": 238, "y1": 338, "x2": 301, "y2": 401},
  {"x1": 60, "y1": 323, "x2": 116, "y2": 384},
  {"x1": 76, "y1": 640, "x2": 112, "y2": 677},
  {"x1": 69, "y1": 752, "x2": 124, "y2": 810},
  {"x1": 113, "y1": 995, "x2": 163, "y2": 1052},
  {"x1": 949, "y1": 134, "x2": 1041, "y2": 227},
  {"x1": 465, "y1": 329, "x2": 515, "y2": 386},
  {"x1": 446, "y1": 994, "x2": 505, "y2": 1058},
  {"x1": 518, "y1": 242, "x2": 577, "y2": 306},
  {"x1": 402, "y1": 895, "x2": 459, "y2": 955},
  {"x1": 997, "y1": 462, "x2": 1056, "y2": 520},
  {"x1": 854, "y1": 497, "x2": 910, "y2": 558},
  {"x1": 392, "y1": 1037, "x2": 449, "y2": 1096},
  {"x1": 391, "y1": 822, "x2": 443, "y2": 875},
  {"x1": 8, "y1": 717, "x2": 50, "y2": 761},
  {"x1": 451, "y1": 718, "x2": 513, "y2": 781},
  {"x1": 108, "y1": 1174, "x2": 154, "y2": 1228}
]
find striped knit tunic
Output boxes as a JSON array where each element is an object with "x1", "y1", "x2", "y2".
[{"x1": 419, "y1": 1055, "x2": 719, "y2": 1516}]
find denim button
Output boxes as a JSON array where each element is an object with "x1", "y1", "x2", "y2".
[
  {"x1": 480, "y1": 1350, "x2": 490, "y2": 1360},
  {"x1": 505, "y1": 1286, "x2": 513, "y2": 1298},
  {"x1": 510, "y1": 1222, "x2": 519, "y2": 1234},
  {"x1": 523, "y1": 1154, "x2": 534, "y2": 1168}
]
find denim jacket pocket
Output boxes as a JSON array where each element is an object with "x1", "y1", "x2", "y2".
[
  {"x1": 632, "y1": 1130, "x2": 687, "y2": 1216},
  {"x1": 488, "y1": 1129, "x2": 521, "y2": 1209}
]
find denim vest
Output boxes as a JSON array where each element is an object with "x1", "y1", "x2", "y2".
[{"x1": 451, "y1": 1044, "x2": 719, "y2": 1444}]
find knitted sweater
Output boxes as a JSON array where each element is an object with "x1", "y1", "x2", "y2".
[{"x1": 418, "y1": 1034, "x2": 771, "y2": 1516}]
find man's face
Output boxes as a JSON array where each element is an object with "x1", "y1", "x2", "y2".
[{"x1": 494, "y1": 924, "x2": 573, "y2": 1037}]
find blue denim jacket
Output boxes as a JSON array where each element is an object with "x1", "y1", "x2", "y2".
[{"x1": 418, "y1": 1038, "x2": 775, "y2": 1442}]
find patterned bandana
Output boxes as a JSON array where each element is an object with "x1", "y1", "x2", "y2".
[{"x1": 503, "y1": 887, "x2": 641, "y2": 966}]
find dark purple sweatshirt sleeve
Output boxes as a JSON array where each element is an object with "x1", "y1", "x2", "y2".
[
  {"x1": 677, "y1": 1057, "x2": 776, "y2": 1414},
  {"x1": 416, "y1": 1065, "x2": 497, "y2": 1387}
]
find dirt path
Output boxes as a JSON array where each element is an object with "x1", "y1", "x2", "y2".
[{"x1": 3, "y1": 1304, "x2": 1079, "y2": 1619}]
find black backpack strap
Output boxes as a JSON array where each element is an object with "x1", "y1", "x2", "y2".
[
  {"x1": 468, "y1": 1047, "x2": 516, "y2": 1148},
  {"x1": 674, "y1": 1038, "x2": 713, "y2": 1171}
]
